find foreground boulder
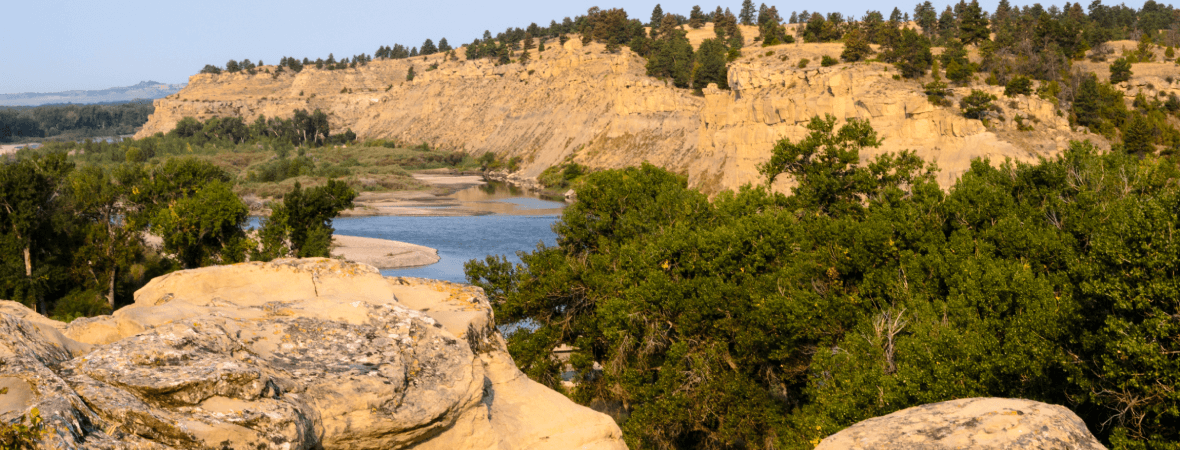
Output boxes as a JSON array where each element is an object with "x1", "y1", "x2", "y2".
[
  {"x1": 816, "y1": 397, "x2": 1105, "y2": 450},
  {"x1": 0, "y1": 258, "x2": 626, "y2": 449}
]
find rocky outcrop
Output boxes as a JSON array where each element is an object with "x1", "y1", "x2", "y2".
[
  {"x1": 816, "y1": 397, "x2": 1106, "y2": 450},
  {"x1": 137, "y1": 24, "x2": 1114, "y2": 195},
  {"x1": 0, "y1": 259, "x2": 625, "y2": 449}
]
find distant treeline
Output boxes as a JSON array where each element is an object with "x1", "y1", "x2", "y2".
[{"x1": 0, "y1": 100, "x2": 154, "y2": 143}]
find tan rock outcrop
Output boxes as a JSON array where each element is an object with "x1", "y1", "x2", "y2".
[
  {"x1": 138, "y1": 28, "x2": 1104, "y2": 195},
  {"x1": 0, "y1": 259, "x2": 626, "y2": 449},
  {"x1": 816, "y1": 397, "x2": 1105, "y2": 450}
]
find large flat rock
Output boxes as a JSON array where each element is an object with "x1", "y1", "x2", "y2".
[{"x1": 1, "y1": 258, "x2": 626, "y2": 449}]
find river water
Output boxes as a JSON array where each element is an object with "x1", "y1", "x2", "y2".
[{"x1": 332, "y1": 181, "x2": 564, "y2": 283}]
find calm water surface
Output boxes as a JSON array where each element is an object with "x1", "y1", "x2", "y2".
[{"x1": 333, "y1": 182, "x2": 564, "y2": 283}]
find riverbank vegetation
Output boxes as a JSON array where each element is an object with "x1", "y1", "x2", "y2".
[
  {"x1": 468, "y1": 113, "x2": 1180, "y2": 449},
  {"x1": 0, "y1": 100, "x2": 154, "y2": 143},
  {"x1": 0, "y1": 111, "x2": 473, "y2": 321}
]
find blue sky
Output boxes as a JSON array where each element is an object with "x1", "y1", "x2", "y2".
[{"x1": 0, "y1": 0, "x2": 1161, "y2": 94}]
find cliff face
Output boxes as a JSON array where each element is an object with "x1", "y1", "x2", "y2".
[
  {"x1": 139, "y1": 27, "x2": 1104, "y2": 194},
  {"x1": 0, "y1": 259, "x2": 626, "y2": 449}
]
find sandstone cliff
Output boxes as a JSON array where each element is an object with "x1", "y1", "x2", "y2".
[
  {"x1": 0, "y1": 259, "x2": 626, "y2": 449},
  {"x1": 138, "y1": 24, "x2": 1150, "y2": 194}
]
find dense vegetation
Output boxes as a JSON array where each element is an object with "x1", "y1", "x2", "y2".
[
  {"x1": 0, "y1": 101, "x2": 154, "y2": 143},
  {"x1": 468, "y1": 115, "x2": 1180, "y2": 449},
  {"x1": 0, "y1": 111, "x2": 477, "y2": 320}
]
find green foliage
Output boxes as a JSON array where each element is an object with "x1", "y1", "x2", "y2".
[
  {"x1": 1004, "y1": 76, "x2": 1033, "y2": 96},
  {"x1": 880, "y1": 28, "x2": 933, "y2": 78},
  {"x1": 256, "y1": 180, "x2": 356, "y2": 260},
  {"x1": 645, "y1": 15, "x2": 695, "y2": 88},
  {"x1": 406, "y1": 65, "x2": 416, "y2": 81},
  {"x1": 1110, "y1": 57, "x2": 1133, "y2": 84},
  {"x1": 0, "y1": 407, "x2": 46, "y2": 450},
  {"x1": 1121, "y1": 113, "x2": 1155, "y2": 155},
  {"x1": 151, "y1": 180, "x2": 250, "y2": 269},
  {"x1": 0, "y1": 101, "x2": 154, "y2": 143},
  {"x1": 693, "y1": 38, "x2": 729, "y2": 89},
  {"x1": 957, "y1": 0, "x2": 990, "y2": 45},
  {"x1": 840, "y1": 28, "x2": 874, "y2": 62},
  {"x1": 797, "y1": 58, "x2": 810, "y2": 68},
  {"x1": 468, "y1": 124, "x2": 1180, "y2": 448},
  {"x1": 1072, "y1": 73, "x2": 1128, "y2": 138},
  {"x1": 819, "y1": 54, "x2": 838, "y2": 67},
  {"x1": 924, "y1": 80, "x2": 952, "y2": 106},
  {"x1": 960, "y1": 90, "x2": 998, "y2": 120},
  {"x1": 940, "y1": 40, "x2": 973, "y2": 84},
  {"x1": 538, "y1": 161, "x2": 588, "y2": 189}
]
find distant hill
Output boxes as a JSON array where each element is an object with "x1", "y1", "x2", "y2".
[{"x1": 0, "y1": 81, "x2": 186, "y2": 106}]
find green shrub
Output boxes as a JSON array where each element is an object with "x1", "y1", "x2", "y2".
[
  {"x1": 0, "y1": 407, "x2": 46, "y2": 450},
  {"x1": 820, "y1": 55, "x2": 838, "y2": 67},
  {"x1": 960, "y1": 89, "x2": 998, "y2": 120},
  {"x1": 1110, "y1": 57, "x2": 1132, "y2": 84},
  {"x1": 50, "y1": 289, "x2": 112, "y2": 322},
  {"x1": 797, "y1": 58, "x2": 810, "y2": 68},
  {"x1": 1004, "y1": 76, "x2": 1033, "y2": 96}
]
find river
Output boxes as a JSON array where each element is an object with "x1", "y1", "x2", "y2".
[{"x1": 332, "y1": 181, "x2": 564, "y2": 283}]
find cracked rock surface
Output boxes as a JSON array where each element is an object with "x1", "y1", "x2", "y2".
[
  {"x1": 816, "y1": 397, "x2": 1106, "y2": 450},
  {"x1": 0, "y1": 258, "x2": 626, "y2": 449}
]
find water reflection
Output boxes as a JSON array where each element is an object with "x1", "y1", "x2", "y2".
[{"x1": 334, "y1": 177, "x2": 566, "y2": 283}]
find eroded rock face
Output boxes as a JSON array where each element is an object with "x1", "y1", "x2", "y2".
[
  {"x1": 136, "y1": 26, "x2": 1123, "y2": 195},
  {"x1": 0, "y1": 259, "x2": 626, "y2": 449},
  {"x1": 816, "y1": 397, "x2": 1106, "y2": 450}
]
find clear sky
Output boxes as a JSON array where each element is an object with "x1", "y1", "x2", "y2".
[{"x1": 0, "y1": 0, "x2": 1159, "y2": 94}]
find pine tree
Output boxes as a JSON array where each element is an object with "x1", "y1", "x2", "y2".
[
  {"x1": 406, "y1": 65, "x2": 415, "y2": 81},
  {"x1": 937, "y1": 6, "x2": 957, "y2": 41},
  {"x1": 520, "y1": 47, "x2": 531, "y2": 63},
  {"x1": 421, "y1": 39, "x2": 438, "y2": 55},
  {"x1": 226, "y1": 59, "x2": 240, "y2": 73},
  {"x1": 840, "y1": 27, "x2": 874, "y2": 62},
  {"x1": 650, "y1": 4, "x2": 664, "y2": 26},
  {"x1": 914, "y1": 1, "x2": 937, "y2": 36},
  {"x1": 523, "y1": 33, "x2": 535, "y2": 50},
  {"x1": 1122, "y1": 113, "x2": 1155, "y2": 155},
  {"x1": 958, "y1": 0, "x2": 989, "y2": 45},
  {"x1": 538, "y1": 40, "x2": 546, "y2": 52},
  {"x1": 890, "y1": 7, "x2": 903, "y2": 24},
  {"x1": 694, "y1": 38, "x2": 729, "y2": 89},
  {"x1": 739, "y1": 0, "x2": 757, "y2": 25},
  {"x1": 1109, "y1": 57, "x2": 1132, "y2": 83},
  {"x1": 689, "y1": 6, "x2": 705, "y2": 29},
  {"x1": 438, "y1": 38, "x2": 452, "y2": 52},
  {"x1": 789, "y1": 12, "x2": 798, "y2": 24}
]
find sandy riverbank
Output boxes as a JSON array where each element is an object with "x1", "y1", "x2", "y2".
[{"x1": 330, "y1": 234, "x2": 439, "y2": 269}]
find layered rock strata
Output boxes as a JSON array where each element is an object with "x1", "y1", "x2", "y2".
[
  {"x1": 0, "y1": 259, "x2": 626, "y2": 449},
  {"x1": 138, "y1": 27, "x2": 1128, "y2": 194}
]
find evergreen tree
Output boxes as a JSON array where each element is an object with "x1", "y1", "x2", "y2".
[
  {"x1": 410, "y1": 47, "x2": 419, "y2": 57},
  {"x1": 421, "y1": 39, "x2": 438, "y2": 55},
  {"x1": 739, "y1": 0, "x2": 757, "y2": 25},
  {"x1": 406, "y1": 65, "x2": 415, "y2": 81},
  {"x1": 789, "y1": 12, "x2": 798, "y2": 24},
  {"x1": 1121, "y1": 113, "x2": 1155, "y2": 155},
  {"x1": 958, "y1": 0, "x2": 990, "y2": 45},
  {"x1": 689, "y1": 5, "x2": 705, "y2": 29},
  {"x1": 937, "y1": 6, "x2": 957, "y2": 41},
  {"x1": 646, "y1": 14, "x2": 695, "y2": 88},
  {"x1": 890, "y1": 7, "x2": 903, "y2": 23},
  {"x1": 914, "y1": 1, "x2": 937, "y2": 36},
  {"x1": 694, "y1": 38, "x2": 729, "y2": 89},
  {"x1": 225, "y1": 59, "x2": 240, "y2": 73},
  {"x1": 438, "y1": 38, "x2": 452, "y2": 52},
  {"x1": 841, "y1": 27, "x2": 874, "y2": 62},
  {"x1": 880, "y1": 28, "x2": 933, "y2": 78},
  {"x1": 1109, "y1": 57, "x2": 1132, "y2": 83},
  {"x1": 650, "y1": 4, "x2": 664, "y2": 26}
]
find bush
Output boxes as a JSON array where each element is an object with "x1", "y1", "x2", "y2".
[
  {"x1": 960, "y1": 89, "x2": 998, "y2": 120},
  {"x1": 50, "y1": 289, "x2": 112, "y2": 322},
  {"x1": 0, "y1": 407, "x2": 46, "y2": 449},
  {"x1": 924, "y1": 81, "x2": 952, "y2": 106},
  {"x1": 797, "y1": 58, "x2": 810, "y2": 68},
  {"x1": 1004, "y1": 76, "x2": 1033, "y2": 96},
  {"x1": 820, "y1": 55, "x2": 838, "y2": 67}
]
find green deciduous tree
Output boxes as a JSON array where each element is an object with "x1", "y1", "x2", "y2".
[
  {"x1": 151, "y1": 180, "x2": 249, "y2": 269},
  {"x1": 0, "y1": 152, "x2": 73, "y2": 313},
  {"x1": 257, "y1": 180, "x2": 356, "y2": 260}
]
